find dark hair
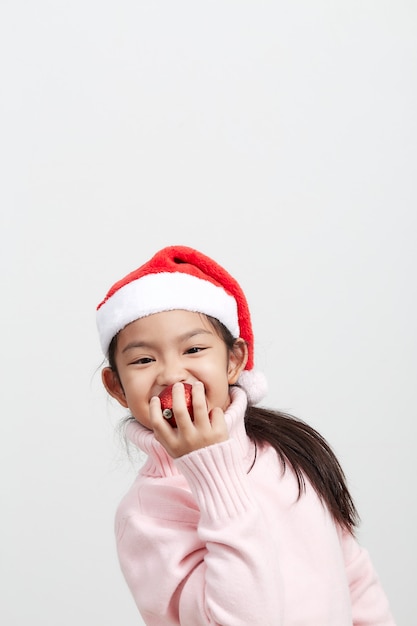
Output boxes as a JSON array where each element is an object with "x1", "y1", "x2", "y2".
[
  {"x1": 107, "y1": 334, "x2": 119, "y2": 373},
  {"x1": 107, "y1": 315, "x2": 359, "y2": 533},
  {"x1": 206, "y1": 316, "x2": 359, "y2": 533}
]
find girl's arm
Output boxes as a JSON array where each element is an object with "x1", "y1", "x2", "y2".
[
  {"x1": 115, "y1": 437, "x2": 283, "y2": 626},
  {"x1": 340, "y1": 529, "x2": 396, "y2": 625},
  {"x1": 174, "y1": 438, "x2": 283, "y2": 625}
]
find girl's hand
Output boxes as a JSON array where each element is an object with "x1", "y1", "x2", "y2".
[{"x1": 149, "y1": 382, "x2": 229, "y2": 458}]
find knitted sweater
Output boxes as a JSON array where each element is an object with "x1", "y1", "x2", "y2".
[{"x1": 115, "y1": 387, "x2": 395, "y2": 625}]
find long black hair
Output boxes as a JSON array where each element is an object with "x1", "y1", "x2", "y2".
[
  {"x1": 107, "y1": 315, "x2": 359, "y2": 534},
  {"x1": 244, "y1": 405, "x2": 359, "y2": 532}
]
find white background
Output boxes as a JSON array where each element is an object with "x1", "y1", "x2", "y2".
[{"x1": 1, "y1": 1, "x2": 415, "y2": 624}]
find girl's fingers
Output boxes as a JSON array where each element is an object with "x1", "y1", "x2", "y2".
[
  {"x1": 149, "y1": 396, "x2": 176, "y2": 439},
  {"x1": 170, "y1": 382, "x2": 195, "y2": 429},
  {"x1": 206, "y1": 407, "x2": 229, "y2": 443},
  {"x1": 190, "y1": 381, "x2": 209, "y2": 425},
  {"x1": 149, "y1": 382, "x2": 229, "y2": 458}
]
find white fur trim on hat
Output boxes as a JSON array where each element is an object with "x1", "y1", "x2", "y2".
[{"x1": 97, "y1": 271, "x2": 240, "y2": 354}]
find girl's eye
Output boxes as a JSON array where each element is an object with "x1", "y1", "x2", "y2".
[
  {"x1": 131, "y1": 357, "x2": 154, "y2": 365},
  {"x1": 185, "y1": 346, "x2": 205, "y2": 354}
]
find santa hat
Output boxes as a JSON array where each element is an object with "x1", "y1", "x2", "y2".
[{"x1": 96, "y1": 245, "x2": 267, "y2": 405}]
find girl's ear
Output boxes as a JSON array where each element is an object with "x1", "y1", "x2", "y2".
[
  {"x1": 102, "y1": 367, "x2": 129, "y2": 408},
  {"x1": 227, "y1": 338, "x2": 249, "y2": 385}
]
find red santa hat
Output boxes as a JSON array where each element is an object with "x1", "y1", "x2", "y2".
[{"x1": 96, "y1": 245, "x2": 267, "y2": 405}]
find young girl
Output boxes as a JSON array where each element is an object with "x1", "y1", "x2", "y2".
[{"x1": 97, "y1": 245, "x2": 395, "y2": 626}]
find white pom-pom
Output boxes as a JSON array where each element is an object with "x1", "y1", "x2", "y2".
[{"x1": 237, "y1": 370, "x2": 268, "y2": 405}]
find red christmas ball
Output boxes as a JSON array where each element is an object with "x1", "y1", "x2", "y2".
[{"x1": 159, "y1": 383, "x2": 194, "y2": 427}]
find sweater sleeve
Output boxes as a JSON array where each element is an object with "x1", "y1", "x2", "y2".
[
  {"x1": 174, "y1": 439, "x2": 284, "y2": 626},
  {"x1": 115, "y1": 438, "x2": 283, "y2": 626},
  {"x1": 340, "y1": 529, "x2": 397, "y2": 625}
]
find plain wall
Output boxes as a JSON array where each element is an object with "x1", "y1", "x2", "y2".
[{"x1": 1, "y1": 1, "x2": 415, "y2": 624}]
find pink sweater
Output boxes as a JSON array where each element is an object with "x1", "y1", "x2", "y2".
[{"x1": 115, "y1": 387, "x2": 395, "y2": 625}]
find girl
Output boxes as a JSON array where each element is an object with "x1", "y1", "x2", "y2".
[{"x1": 97, "y1": 245, "x2": 395, "y2": 626}]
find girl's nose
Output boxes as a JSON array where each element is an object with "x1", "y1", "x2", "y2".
[{"x1": 156, "y1": 359, "x2": 188, "y2": 387}]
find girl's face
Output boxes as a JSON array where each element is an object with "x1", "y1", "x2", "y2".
[{"x1": 102, "y1": 310, "x2": 247, "y2": 430}]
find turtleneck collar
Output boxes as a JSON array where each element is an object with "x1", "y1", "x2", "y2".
[{"x1": 124, "y1": 386, "x2": 252, "y2": 478}]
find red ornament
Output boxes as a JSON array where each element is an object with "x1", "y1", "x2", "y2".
[{"x1": 159, "y1": 383, "x2": 194, "y2": 427}]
